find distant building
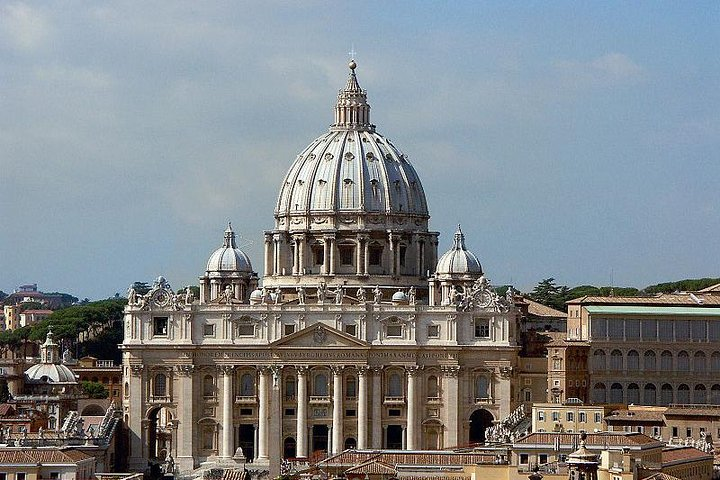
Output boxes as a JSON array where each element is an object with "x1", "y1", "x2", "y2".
[
  {"x1": 0, "y1": 448, "x2": 95, "y2": 480},
  {"x1": 532, "y1": 400, "x2": 619, "y2": 434}
]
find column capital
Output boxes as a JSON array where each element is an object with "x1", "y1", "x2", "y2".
[
  {"x1": 370, "y1": 365, "x2": 384, "y2": 375},
  {"x1": 356, "y1": 365, "x2": 370, "y2": 376},
  {"x1": 174, "y1": 364, "x2": 195, "y2": 377},
  {"x1": 217, "y1": 365, "x2": 235, "y2": 376},
  {"x1": 330, "y1": 365, "x2": 345, "y2": 376},
  {"x1": 441, "y1": 365, "x2": 461, "y2": 378},
  {"x1": 406, "y1": 365, "x2": 423, "y2": 376},
  {"x1": 296, "y1": 365, "x2": 309, "y2": 376},
  {"x1": 129, "y1": 364, "x2": 144, "y2": 376}
]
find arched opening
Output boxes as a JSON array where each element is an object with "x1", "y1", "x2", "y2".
[
  {"x1": 678, "y1": 351, "x2": 690, "y2": 371},
  {"x1": 314, "y1": 373, "x2": 328, "y2": 396},
  {"x1": 644, "y1": 350, "x2": 656, "y2": 371},
  {"x1": 711, "y1": 385, "x2": 720, "y2": 405},
  {"x1": 593, "y1": 383, "x2": 606, "y2": 403},
  {"x1": 610, "y1": 383, "x2": 623, "y2": 403},
  {"x1": 240, "y1": 373, "x2": 255, "y2": 396},
  {"x1": 386, "y1": 425, "x2": 403, "y2": 449},
  {"x1": 643, "y1": 383, "x2": 656, "y2": 405},
  {"x1": 469, "y1": 409, "x2": 494, "y2": 444},
  {"x1": 677, "y1": 384, "x2": 690, "y2": 403},
  {"x1": 627, "y1": 350, "x2": 639, "y2": 370},
  {"x1": 694, "y1": 384, "x2": 707, "y2": 404},
  {"x1": 474, "y1": 376, "x2": 489, "y2": 400},
  {"x1": 147, "y1": 406, "x2": 174, "y2": 467},
  {"x1": 593, "y1": 350, "x2": 606, "y2": 370},
  {"x1": 344, "y1": 437, "x2": 357, "y2": 450},
  {"x1": 388, "y1": 373, "x2": 402, "y2": 397},
  {"x1": 609, "y1": 350, "x2": 622, "y2": 370},
  {"x1": 312, "y1": 424, "x2": 329, "y2": 454},
  {"x1": 626, "y1": 384, "x2": 639, "y2": 404},
  {"x1": 81, "y1": 404, "x2": 105, "y2": 416},
  {"x1": 660, "y1": 384, "x2": 673, "y2": 406},
  {"x1": 694, "y1": 352, "x2": 706, "y2": 372},
  {"x1": 283, "y1": 437, "x2": 297, "y2": 459},
  {"x1": 661, "y1": 350, "x2": 673, "y2": 371},
  {"x1": 203, "y1": 375, "x2": 214, "y2": 398}
]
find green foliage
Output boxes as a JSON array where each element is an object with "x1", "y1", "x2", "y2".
[
  {"x1": 81, "y1": 322, "x2": 124, "y2": 363},
  {"x1": 80, "y1": 380, "x2": 109, "y2": 399},
  {"x1": 528, "y1": 278, "x2": 568, "y2": 311},
  {"x1": 43, "y1": 292, "x2": 80, "y2": 307},
  {"x1": 19, "y1": 302, "x2": 43, "y2": 312},
  {"x1": 131, "y1": 282, "x2": 151, "y2": 296},
  {"x1": 176, "y1": 285, "x2": 200, "y2": 298},
  {"x1": 643, "y1": 278, "x2": 720, "y2": 295}
]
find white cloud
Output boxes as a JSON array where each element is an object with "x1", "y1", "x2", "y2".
[
  {"x1": 555, "y1": 53, "x2": 645, "y2": 88},
  {"x1": 0, "y1": 3, "x2": 50, "y2": 51}
]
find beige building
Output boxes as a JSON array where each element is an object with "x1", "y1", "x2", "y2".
[
  {"x1": 0, "y1": 448, "x2": 95, "y2": 480},
  {"x1": 122, "y1": 60, "x2": 522, "y2": 477},
  {"x1": 532, "y1": 401, "x2": 618, "y2": 434},
  {"x1": 605, "y1": 404, "x2": 720, "y2": 444}
]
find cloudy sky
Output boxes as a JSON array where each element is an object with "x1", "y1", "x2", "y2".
[{"x1": 1, "y1": 2, "x2": 718, "y2": 299}]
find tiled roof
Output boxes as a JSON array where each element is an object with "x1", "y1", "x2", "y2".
[
  {"x1": 525, "y1": 299, "x2": 566, "y2": 318},
  {"x1": 0, "y1": 448, "x2": 91, "y2": 464},
  {"x1": 345, "y1": 460, "x2": 397, "y2": 475},
  {"x1": 320, "y1": 450, "x2": 498, "y2": 467},
  {"x1": 664, "y1": 405, "x2": 720, "y2": 417},
  {"x1": 697, "y1": 283, "x2": 720, "y2": 293},
  {"x1": 605, "y1": 409, "x2": 666, "y2": 422},
  {"x1": 662, "y1": 446, "x2": 713, "y2": 465},
  {"x1": 642, "y1": 472, "x2": 683, "y2": 480},
  {"x1": 515, "y1": 432, "x2": 660, "y2": 447},
  {"x1": 0, "y1": 404, "x2": 15, "y2": 416},
  {"x1": 567, "y1": 293, "x2": 720, "y2": 306}
]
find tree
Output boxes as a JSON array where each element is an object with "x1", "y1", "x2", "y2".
[
  {"x1": 528, "y1": 278, "x2": 569, "y2": 311},
  {"x1": 131, "y1": 282, "x2": 151, "y2": 296},
  {"x1": 81, "y1": 381, "x2": 109, "y2": 399}
]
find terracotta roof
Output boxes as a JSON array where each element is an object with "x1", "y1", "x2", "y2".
[
  {"x1": 697, "y1": 283, "x2": 720, "y2": 293},
  {"x1": 0, "y1": 404, "x2": 15, "y2": 416},
  {"x1": 0, "y1": 448, "x2": 92, "y2": 464},
  {"x1": 605, "y1": 409, "x2": 666, "y2": 422},
  {"x1": 662, "y1": 446, "x2": 713, "y2": 465},
  {"x1": 664, "y1": 405, "x2": 720, "y2": 417},
  {"x1": 525, "y1": 299, "x2": 566, "y2": 318},
  {"x1": 567, "y1": 293, "x2": 720, "y2": 306},
  {"x1": 345, "y1": 460, "x2": 397, "y2": 475},
  {"x1": 320, "y1": 450, "x2": 498, "y2": 467},
  {"x1": 515, "y1": 432, "x2": 660, "y2": 447},
  {"x1": 642, "y1": 473, "x2": 683, "y2": 480}
]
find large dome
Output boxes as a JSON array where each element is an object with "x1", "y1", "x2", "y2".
[
  {"x1": 274, "y1": 61, "x2": 429, "y2": 233},
  {"x1": 206, "y1": 223, "x2": 253, "y2": 273}
]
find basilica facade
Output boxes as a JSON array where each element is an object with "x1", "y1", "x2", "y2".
[{"x1": 122, "y1": 60, "x2": 521, "y2": 475}]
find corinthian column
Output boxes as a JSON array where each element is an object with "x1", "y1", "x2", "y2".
[
  {"x1": 219, "y1": 365, "x2": 235, "y2": 458},
  {"x1": 357, "y1": 366, "x2": 369, "y2": 449},
  {"x1": 371, "y1": 366, "x2": 383, "y2": 448},
  {"x1": 406, "y1": 365, "x2": 421, "y2": 450},
  {"x1": 174, "y1": 365, "x2": 195, "y2": 471},
  {"x1": 331, "y1": 365, "x2": 344, "y2": 454},
  {"x1": 258, "y1": 367, "x2": 270, "y2": 459},
  {"x1": 442, "y1": 365, "x2": 460, "y2": 448},
  {"x1": 296, "y1": 366, "x2": 308, "y2": 458}
]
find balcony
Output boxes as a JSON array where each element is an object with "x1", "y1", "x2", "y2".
[
  {"x1": 235, "y1": 395, "x2": 257, "y2": 404},
  {"x1": 383, "y1": 396, "x2": 405, "y2": 405},
  {"x1": 426, "y1": 396, "x2": 441, "y2": 404},
  {"x1": 149, "y1": 395, "x2": 171, "y2": 404},
  {"x1": 309, "y1": 395, "x2": 331, "y2": 404},
  {"x1": 474, "y1": 397, "x2": 493, "y2": 404}
]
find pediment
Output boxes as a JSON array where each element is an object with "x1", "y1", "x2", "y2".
[{"x1": 270, "y1": 323, "x2": 369, "y2": 348}]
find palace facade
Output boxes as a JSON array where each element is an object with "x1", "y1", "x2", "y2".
[{"x1": 121, "y1": 60, "x2": 522, "y2": 476}]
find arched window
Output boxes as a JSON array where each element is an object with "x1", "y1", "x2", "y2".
[
  {"x1": 661, "y1": 351, "x2": 673, "y2": 371},
  {"x1": 694, "y1": 352, "x2": 706, "y2": 372},
  {"x1": 644, "y1": 351, "x2": 656, "y2": 371},
  {"x1": 660, "y1": 384, "x2": 673, "y2": 406},
  {"x1": 124, "y1": 382, "x2": 129, "y2": 398},
  {"x1": 610, "y1": 350, "x2": 623, "y2": 370},
  {"x1": 154, "y1": 373, "x2": 167, "y2": 397},
  {"x1": 711, "y1": 385, "x2": 720, "y2": 405},
  {"x1": 694, "y1": 384, "x2": 707, "y2": 404},
  {"x1": 388, "y1": 373, "x2": 402, "y2": 397},
  {"x1": 203, "y1": 375, "x2": 214, "y2": 397},
  {"x1": 344, "y1": 437, "x2": 357, "y2": 450},
  {"x1": 627, "y1": 383, "x2": 640, "y2": 404},
  {"x1": 475, "y1": 376, "x2": 489, "y2": 400},
  {"x1": 593, "y1": 383, "x2": 607, "y2": 403},
  {"x1": 677, "y1": 384, "x2": 690, "y2": 403},
  {"x1": 593, "y1": 350, "x2": 606, "y2": 370},
  {"x1": 240, "y1": 373, "x2": 255, "y2": 396},
  {"x1": 678, "y1": 351, "x2": 690, "y2": 371},
  {"x1": 346, "y1": 376, "x2": 357, "y2": 398},
  {"x1": 314, "y1": 373, "x2": 328, "y2": 396},
  {"x1": 610, "y1": 383, "x2": 623, "y2": 403},
  {"x1": 627, "y1": 350, "x2": 640, "y2": 370},
  {"x1": 427, "y1": 375, "x2": 439, "y2": 399},
  {"x1": 712, "y1": 352, "x2": 720, "y2": 372},
  {"x1": 285, "y1": 376, "x2": 296, "y2": 399},
  {"x1": 643, "y1": 384, "x2": 657, "y2": 405}
]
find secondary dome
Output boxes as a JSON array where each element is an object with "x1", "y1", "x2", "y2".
[
  {"x1": 25, "y1": 363, "x2": 78, "y2": 384},
  {"x1": 206, "y1": 223, "x2": 253, "y2": 273},
  {"x1": 435, "y1": 225, "x2": 483, "y2": 276},
  {"x1": 274, "y1": 60, "x2": 429, "y2": 231}
]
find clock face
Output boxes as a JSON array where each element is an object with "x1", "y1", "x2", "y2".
[{"x1": 153, "y1": 290, "x2": 171, "y2": 308}]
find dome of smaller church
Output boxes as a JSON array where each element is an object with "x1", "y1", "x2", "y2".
[
  {"x1": 435, "y1": 225, "x2": 483, "y2": 276},
  {"x1": 25, "y1": 363, "x2": 78, "y2": 384},
  {"x1": 206, "y1": 223, "x2": 253, "y2": 273}
]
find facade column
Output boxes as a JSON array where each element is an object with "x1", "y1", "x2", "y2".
[
  {"x1": 406, "y1": 366, "x2": 420, "y2": 450},
  {"x1": 263, "y1": 234, "x2": 272, "y2": 278},
  {"x1": 257, "y1": 367, "x2": 270, "y2": 459},
  {"x1": 292, "y1": 240, "x2": 299, "y2": 275},
  {"x1": 273, "y1": 238, "x2": 280, "y2": 275},
  {"x1": 371, "y1": 366, "x2": 383, "y2": 449},
  {"x1": 175, "y1": 365, "x2": 195, "y2": 471},
  {"x1": 296, "y1": 366, "x2": 308, "y2": 458},
  {"x1": 329, "y1": 238, "x2": 336, "y2": 275},
  {"x1": 268, "y1": 366, "x2": 283, "y2": 470},
  {"x1": 388, "y1": 234, "x2": 396, "y2": 277},
  {"x1": 357, "y1": 366, "x2": 369, "y2": 449},
  {"x1": 442, "y1": 366, "x2": 460, "y2": 448},
  {"x1": 363, "y1": 240, "x2": 370, "y2": 275},
  {"x1": 127, "y1": 364, "x2": 146, "y2": 471},
  {"x1": 355, "y1": 237, "x2": 363, "y2": 275},
  {"x1": 331, "y1": 366, "x2": 344, "y2": 454},
  {"x1": 322, "y1": 238, "x2": 330, "y2": 275},
  {"x1": 220, "y1": 365, "x2": 235, "y2": 458}
]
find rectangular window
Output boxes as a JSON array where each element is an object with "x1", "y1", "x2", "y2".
[
  {"x1": 676, "y1": 319, "x2": 690, "y2": 340},
  {"x1": 369, "y1": 245, "x2": 383, "y2": 266},
  {"x1": 313, "y1": 246, "x2": 324, "y2": 265},
  {"x1": 386, "y1": 325, "x2": 402, "y2": 337},
  {"x1": 427, "y1": 325, "x2": 440, "y2": 338},
  {"x1": 539, "y1": 454, "x2": 548, "y2": 464},
  {"x1": 594, "y1": 413, "x2": 602, "y2": 423},
  {"x1": 240, "y1": 408, "x2": 253, "y2": 416},
  {"x1": 284, "y1": 324, "x2": 296, "y2": 336},
  {"x1": 687, "y1": 428, "x2": 692, "y2": 437},
  {"x1": 524, "y1": 390, "x2": 532, "y2": 401},
  {"x1": 339, "y1": 245, "x2": 354, "y2": 266},
  {"x1": 0, "y1": 474, "x2": 6, "y2": 480},
  {"x1": 399, "y1": 245, "x2": 407, "y2": 267},
  {"x1": 388, "y1": 408, "x2": 402, "y2": 417},
  {"x1": 567, "y1": 412, "x2": 574, "y2": 422},
  {"x1": 237, "y1": 324, "x2": 255, "y2": 336},
  {"x1": 519, "y1": 454, "x2": 529, "y2": 465},
  {"x1": 625, "y1": 319, "x2": 640, "y2": 339},
  {"x1": 203, "y1": 323, "x2": 215, "y2": 337},
  {"x1": 344, "y1": 324, "x2": 357, "y2": 337},
  {"x1": 641, "y1": 319, "x2": 657, "y2": 341},
  {"x1": 591, "y1": 318, "x2": 608, "y2": 339},
  {"x1": 537, "y1": 411, "x2": 545, "y2": 421},
  {"x1": 284, "y1": 408, "x2": 295, "y2": 416},
  {"x1": 50, "y1": 474, "x2": 60, "y2": 480},
  {"x1": 579, "y1": 412, "x2": 586, "y2": 423},
  {"x1": 552, "y1": 411, "x2": 560, "y2": 422},
  {"x1": 653, "y1": 426, "x2": 661, "y2": 437},
  {"x1": 659, "y1": 320, "x2": 674, "y2": 341},
  {"x1": 692, "y1": 320, "x2": 707, "y2": 341},
  {"x1": 17, "y1": 473, "x2": 26, "y2": 480},
  {"x1": 153, "y1": 317, "x2": 168, "y2": 336},
  {"x1": 345, "y1": 409, "x2": 356, "y2": 417},
  {"x1": 673, "y1": 426, "x2": 678, "y2": 437},
  {"x1": 474, "y1": 318, "x2": 490, "y2": 338}
]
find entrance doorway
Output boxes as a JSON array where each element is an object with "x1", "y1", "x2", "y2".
[
  {"x1": 238, "y1": 424, "x2": 255, "y2": 461},
  {"x1": 284, "y1": 437, "x2": 297, "y2": 459},
  {"x1": 386, "y1": 425, "x2": 403, "y2": 449},
  {"x1": 312, "y1": 424, "x2": 329, "y2": 455},
  {"x1": 469, "y1": 409, "x2": 494, "y2": 444}
]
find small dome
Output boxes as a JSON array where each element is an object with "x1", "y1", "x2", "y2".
[
  {"x1": 25, "y1": 363, "x2": 78, "y2": 384},
  {"x1": 206, "y1": 223, "x2": 253, "y2": 273},
  {"x1": 435, "y1": 225, "x2": 483, "y2": 276},
  {"x1": 391, "y1": 290, "x2": 408, "y2": 305}
]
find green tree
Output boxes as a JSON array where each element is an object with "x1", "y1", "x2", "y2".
[
  {"x1": 528, "y1": 278, "x2": 569, "y2": 311},
  {"x1": 81, "y1": 381, "x2": 109, "y2": 399},
  {"x1": 644, "y1": 278, "x2": 720, "y2": 295}
]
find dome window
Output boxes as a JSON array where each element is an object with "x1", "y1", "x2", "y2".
[
  {"x1": 343, "y1": 178, "x2": 353, "y2": 185},
  {"x1": 324, "y1": 153, "x2": 333, "y2": 161},
  {"x1": 344, "y1": 152, "x2": 354, "y2": 160}
]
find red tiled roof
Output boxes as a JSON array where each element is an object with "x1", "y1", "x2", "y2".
[
  {"x1": 0, "y1": 448, "x2": 92, "y2": 464},
  {"x1": 642, "y1": 473, "x2": 683, "y2": 480},
  {"x1": 515, "y1": 432, "x2": 660, "y2": 447},
  {"x1": 345, "y1": 460, "x2": 397, "y2": 475},
  {"x1": 567, "y1": 293, "x2": 720, "y2": 306},
  {"x1": 320, "y1": 450, "x2": 498, "y2": 467},
  {"x1": 662, "y1": 446, "x2": 712, "y2": 465}
]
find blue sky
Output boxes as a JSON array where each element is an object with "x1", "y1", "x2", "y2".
[{"x1": 0, "y1": 1, "x2": 718, "y2": 299}]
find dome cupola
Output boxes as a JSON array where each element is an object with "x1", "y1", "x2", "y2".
[
  {"x1": 25, "y1": 328, "x2": 78, "y2": 385},
  {"x1": 435, "y1": 225, "x2": 483, "y2": 276},
  {"x1": 206, "y1": 223, "x2": 253, "y2": 273}
]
